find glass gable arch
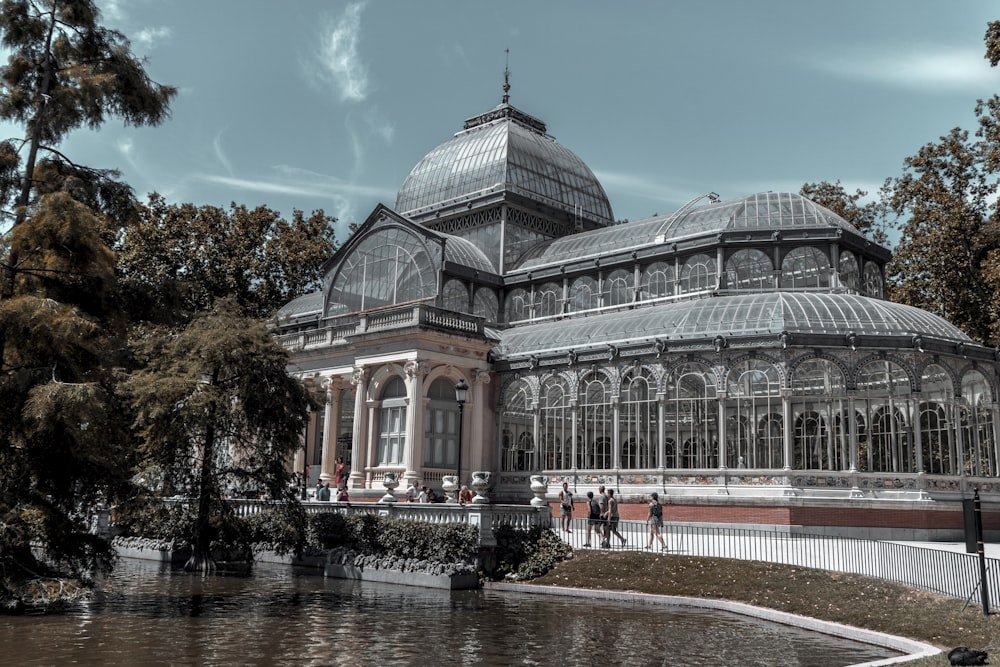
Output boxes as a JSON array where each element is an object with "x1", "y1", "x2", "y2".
[{"x1": 327, "y1": 226, "x2": 439, "y2": 314}]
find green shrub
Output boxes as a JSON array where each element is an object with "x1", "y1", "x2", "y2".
[
  {"x1": 491, "y1": 525, "x2": 571, "y2": 581},
  {"x1": 307, "y1": 513, "x2": 478, "y2": 562}
]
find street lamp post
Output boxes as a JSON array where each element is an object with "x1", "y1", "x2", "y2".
[{"x1": 455, "y1": 379, "x2": 468, "y2": 493}]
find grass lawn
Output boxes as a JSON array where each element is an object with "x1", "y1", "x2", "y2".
[{"x1": 527, "y1": 550, "x2": 998, "y2": 667}]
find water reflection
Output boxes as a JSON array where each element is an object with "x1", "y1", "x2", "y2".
[{"x1": 0, "y1": 560, "x2": 898, "y2": 666}]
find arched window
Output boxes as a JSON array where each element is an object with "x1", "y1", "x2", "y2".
[
  {"x1": 679, "y1": 254, "x2": 716, "y2": 295},
  {"x1": 473, "y1": 287, "x2": 499, "y2": 323},
  {"x1": 640, "y1": 261, "x2": 674, "y2": 300},
  {"x1": 501, "y1": 380, "x2": 533, "y2": 471},
  {"x1": 329, "y1": 226, "x2": 437, "y2": 313},
  {"x1": 664, "y1": 363, "x2": 717, "y2": 468},
  {"x1": 377, "y1": 375, "x2": 407, "y2": 466},
  {"x1": 423, "y1": 378, "x2": 461, "y2": 469},
  {"x1": 839, "y1": 251, "x2": 860, "y2": 292},
  {"x1": 569, "y1": 275, "x2": 600, "y2": 312},
  {"x1": 863, "y1": 261, "x2": 884, "y2": 298},
  {"x1": 535, "y1": 282, "x2": 563, "y2": 318},
  {"x1": 621, "y1": 368, "x2": 656, "y2": 469},
  {"x1": 579, "y1": 371, "x2": 613, "y2": 469},
  {"x1": 857, "y1": 360, "x2": 913, "y2": 472},
  {"x1": 603, "y1": 269, "x2": 634, "y2": 307},
  {"x1": 727, "y1": 360, "x2": 781, "y2": 469},
  {"x1": 920, "y1": 364, "x2": 953, "y2": 475},
  {"x1": 540, "y1": 376, "x2": 572, "y2": 469},
  {"x1": 790, "y1": 358, "x2": 848, "y2": 470},
  {"x1": 505, "y1": 287, "x2": 531, "y2": 323},
  {"x1": 961, "y1": 370, "x2": 997, "y2": 476},
  {"x1": 441, "y1": 279, "x2": 469, "y2": 313},
  {"x1": 781, "y1": 247, "x2": 830, "y2": 288},
  {"x1": 725, "y1": 249, "x2": 773, "y2": 291}
]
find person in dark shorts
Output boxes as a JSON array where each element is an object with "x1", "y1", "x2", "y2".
[{"x1": 584, "y1": 491, "x2": 601, "y2": 547}]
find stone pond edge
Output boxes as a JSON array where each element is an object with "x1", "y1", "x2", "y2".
[{"x1": 486, "y1": 583, "x2": 941, "y2": 667}]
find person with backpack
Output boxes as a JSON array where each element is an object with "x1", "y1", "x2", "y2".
[{"x1": 646, "y1": 491, "x2": 667, "y2": 550}]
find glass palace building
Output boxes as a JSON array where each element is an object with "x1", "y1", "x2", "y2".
[{"x1": 277, "y1": 90, "x2": 1000, "y2": 538}]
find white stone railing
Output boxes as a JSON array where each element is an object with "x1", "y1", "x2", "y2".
[
  {"x1": 221, "y1": 498, "x2": 549, "y2": 549},
  {"x1": 276, "y1": 303, "x2": 484, "y2": 351}
]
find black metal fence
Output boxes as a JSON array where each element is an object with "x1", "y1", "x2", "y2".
[{"x1": 554, "y1": 516, "x2": 1000, "y2": 609}]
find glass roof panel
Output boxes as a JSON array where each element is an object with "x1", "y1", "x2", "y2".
[
  {"x1": 512, "y1": 192, "x2": 861, "y2": 271},
  {"x1": 493, "y1": 293, "x2": 972, "y2": 357}
]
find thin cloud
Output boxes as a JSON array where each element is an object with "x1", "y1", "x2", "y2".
[
  {"x1": 212, "y1": 130, "x2": 234, "y2": 177},
  {"x1": 806, "y1": 47, "x2": 997, "y2": 92},
  {"x1": 315, "y1": 2, "x2": 369, "y2": 103},
  {"x1": 134, "y1": 26, "x2": 172, "y2": 51},
  {"x1": 200, "y1": 173, "x2": 394, "y2": 200}
]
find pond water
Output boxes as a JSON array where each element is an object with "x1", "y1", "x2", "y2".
[{"x1": 0, "y1": 560, "x2": 900, "y2": 666}]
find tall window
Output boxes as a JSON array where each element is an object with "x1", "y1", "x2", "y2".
[
  {"x1": 603, "y1": 269, "x2": 634, "y2": 307},
  {"x1": 920, "y1": 364, "x2": 952, "y2": 474},
  {"x1": 540, "y1": 377, "x2": 572, "y2": 469},
  {"x1": 839, "y1": 252, "x2": 860, "y2": 292},
  {"x1": 727, "y1": 360, "x2": 781, "y2": 469},
  {"x1": 961, "y1": 370, "x2": 997, "y2": 476},
  {"x1": 501, "y1": 380, "x2": 533, "y2": 471},
  {"x1": 781, "y1": 246, "x2": 830, "y2": 288},
  {"x1": 579, "y1": 371, "x2": 613, "y2": 469},
  {"x1": 725, "y1": 249, "x2": 774, "y2": 291},
  {"x1": 664, "y1": 363, "x2": 717, "y2": 468},
  {"x1": 569, "y1": 275, "x2": 600, "y2": 312},
  {"x1": 423, "y1": 378, "x2": 460, "y2": 469},
  {"x1": 473, "y1": 287, "x2": 499, "y2": 323},
  {"x1": 535, "y1": 282, "x2": 563, "y2": 318},
  {"x1": 505, "y1": 287, "x2": 531, "y2": 322},
  {"x1": 679, "y1": 254, "x2": 716, "y2": 294},
  {"x1": 621, "y1": 368, "x2": 656, "y2": 469},
  {"x1": 377, "y1": 375, "x2": 407, "y2": 466},
  {"x1": 791, "y1": 358, "x2": 848, "y2": 470},
  {"x1": 857, "y1": 360, "x2": 913, "y2": 472},
  {"x1": 863, "y1": 261, "x2": 884, "y2": 298},
  {"x1": 441, "y1": 279, "x2": 469, "y2": 313},
  {"x1": 640, "y1": 261, "x2": 674, "y2": 300}
]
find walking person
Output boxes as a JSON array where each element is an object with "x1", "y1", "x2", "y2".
[
  {"x1": 597, "y1": 485, "x2": 610, "y2": 548},
  {"x1": 646, "y1": 492, "x2": 666, "y2": 550},
  {"x1": 606, "y1": 488, "x2": 626, "y2": 547},
  {"x1": 584, "y1": 491, "x2": 601, "y2": 547},
  {"x1": 558, "y1": 481, "x2": 574, "y2": 533}
]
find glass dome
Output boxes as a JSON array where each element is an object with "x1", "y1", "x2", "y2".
[{"x1": 395, "y1": 103, "x2": 614, "y2": 225}]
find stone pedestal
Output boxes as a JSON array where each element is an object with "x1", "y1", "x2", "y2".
[
  {"x1": 442, "y1": 475, "x2": 459, "y2": 503},
  {"x1": 529, "y1": 474, "x2": 548, "y2": 507},
  {"x1": 380, "y1": 472, "x2": 400, "y2": 503}
]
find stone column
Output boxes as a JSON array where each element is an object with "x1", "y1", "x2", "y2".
[
  {"x1": 403, "y1": 360, "x2": 429, "y2": 486},
  {"x1": 319, "y1": 376, "x2": 343, "y2": 483},
  {"x1": 782, "y1": 389, "x2": 793, "y2": 471},
  {"x1": 468, "y1": 369, "x2": 491, "y2": 481},
  {"x1": 347, "y1": 367, "x2": 368, "y2": 490},
  {"x1": 656, "y1": 392, "x2": 666, "y2": 469}
]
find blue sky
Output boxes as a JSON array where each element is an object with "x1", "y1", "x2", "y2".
[{"x1": 54, "y1": 1, "x2": 1000, "y2": 241}]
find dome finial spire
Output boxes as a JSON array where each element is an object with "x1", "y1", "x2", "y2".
[{"x1": 502, "y1": 48, "x2": 511, "y2": 104}]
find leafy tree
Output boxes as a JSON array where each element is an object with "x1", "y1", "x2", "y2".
[
  {"x1": 885, "y1": 123, "x2": 1000, "y2": 346},
  {"x1": 0, "y1": 192, "x2": 131, "y2": 609},
  {"x1": 799, "y1": 180, "x2": 891, "y2": 245},
  {"x1": 116, "y1": 194, "x2": 338, "y2": 322},
  {"x1": 0, "y1": 0, "x2": 174, "y2": 607},
  {"x1": 125, "y1": 300, "x2": 314, "y2": 574},
  {"x1": 0, "y1": 0, "x2": 175, "y2": 231}
]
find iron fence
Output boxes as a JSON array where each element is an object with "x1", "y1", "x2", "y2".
[{"x1": 554, "y1": 517, "x2": 1000, "y2": 609}]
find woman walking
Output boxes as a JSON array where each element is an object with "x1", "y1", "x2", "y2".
[{"x1": 646, "y1": 492, "x2": 667, "y2": 550}]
